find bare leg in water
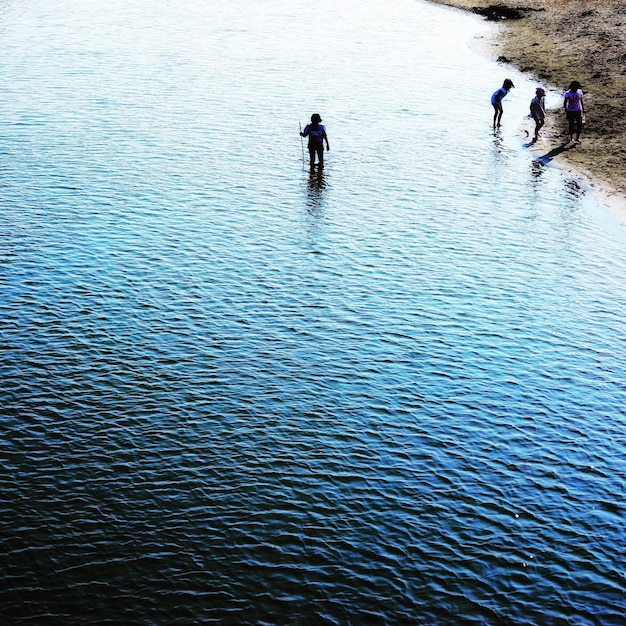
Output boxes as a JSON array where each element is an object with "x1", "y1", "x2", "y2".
[{"x1": 493, "y1": 102, "x2": 503, "y2": 129}]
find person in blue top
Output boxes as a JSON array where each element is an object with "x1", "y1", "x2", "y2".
[
  {"x1": 300, "y1": 113, "x2": 330, "y2": 169},
  {"x1": 491, "y1": 78, "x2": 514, "y2": 129}
]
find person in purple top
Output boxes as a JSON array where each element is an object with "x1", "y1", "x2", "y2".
[
  {"x1": 563, "y1": 81, "x2": 585, "y2": 144},
  {"x1": 491, "y1": 78, "x2": 514, "y2": 129},
  {"x1": 300, "y1": 113, "x2": 330, "y2": 169}
]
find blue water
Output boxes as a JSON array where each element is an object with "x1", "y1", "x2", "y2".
[{"x1": 1, "y1": 0, "x2": 625, "y2": 624}]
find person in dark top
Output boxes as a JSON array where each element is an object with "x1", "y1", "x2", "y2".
[
  {"x1": 529, "y1": 87, "x2": 547, "y2": 142},
  {"x1": 300, "y1": 113, "x2": 330, "y2": 169}
]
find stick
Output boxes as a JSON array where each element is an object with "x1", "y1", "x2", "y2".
[{"x1": 299, "y1": 122, "x2": 305, "y2": 170}]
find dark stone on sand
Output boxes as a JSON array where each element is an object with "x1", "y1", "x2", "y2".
[{"x1": 472, "y1": 5, "x2": 543, "y2": 21}]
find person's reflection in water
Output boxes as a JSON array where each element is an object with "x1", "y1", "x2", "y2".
[
  {"x1": 524, "y1": 158, "x2": 545, "y2": 221},
  {"x1": 531, "y1": 159, "x2": 545, "y2": 182},
  {"x1": 489, "y1": 130, "x2": 508, "y2": 181},
  {"x1": 303, "y1": 169, "x2": 328, "y2": 252},
  {"x1": 491, "y1": 129, "x2": 505, "y2": 152},
  {"x1": 306, "y1": 168, "x2": 327, "y2": 214}
]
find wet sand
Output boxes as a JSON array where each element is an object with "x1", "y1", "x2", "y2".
[{"x1": 430, "y1": 0, "x2": 626, "y2": 222}]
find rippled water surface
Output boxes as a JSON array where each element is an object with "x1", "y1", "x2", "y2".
[{"x1": 1, "y1": 0, "x2": 626, "y2": 624}]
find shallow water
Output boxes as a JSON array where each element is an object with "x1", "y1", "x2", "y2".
[{"x1": 1, "y1": 0, "x2": 625, "y2": 624}]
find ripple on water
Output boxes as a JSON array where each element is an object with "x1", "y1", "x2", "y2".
[{"x1": 1, "y1": 0, "x2": 626, "y2": 624}]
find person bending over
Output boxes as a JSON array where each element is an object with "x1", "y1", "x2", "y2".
[{"x1": 491, "y1": 78, "x2": 514, "y2": 129}]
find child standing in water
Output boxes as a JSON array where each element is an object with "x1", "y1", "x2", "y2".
[
  {"x1": 530, "y1": 87, "x2": 546, "y2": 141},
  {"x1": 563, "y1": 81, "x2": 585, "y2": 144},
  {"x1": 491, "y1": 78, "x2": 515, "y2": 129},
  {"x1": 300, "y1": 113, "x2": 330, "y2": 169}
]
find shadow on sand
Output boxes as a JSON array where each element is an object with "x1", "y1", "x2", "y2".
[{"x1": 524, "y1": 141, "x2": 576, "y2": 166}]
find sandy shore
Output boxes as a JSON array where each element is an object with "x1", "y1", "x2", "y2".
[{"x1": 429, "y1": 0, "x2": 626, "y2": 222}]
